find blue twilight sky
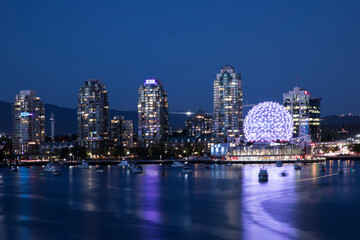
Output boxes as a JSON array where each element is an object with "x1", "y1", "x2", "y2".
[{"x1": 1, "y1": 0, "x2": 360, "y2": 116}]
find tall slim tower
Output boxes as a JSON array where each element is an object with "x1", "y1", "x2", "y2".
[
  {"x1": 213, "y1": 66, "x2": 243, "y2": 143},
  {"x1": 138, "y1": 78, "x2": 169, "y2": 147},
  {"x1": 12, "y1": 90, "x2": 45, "y2": 154},
  {"x1": 77, "y1": 79, "x2": 109, "y2": 151},
  {"x1": 283, "y1": 87, "x2": 321, "y2": 142},
  {"x1": 50, "y1": 113, "x2": 55, "y2": 141}
]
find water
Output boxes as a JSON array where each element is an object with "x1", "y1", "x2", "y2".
[{"x1": 0, "y1": 160, "x2": 358, "y2": 240}]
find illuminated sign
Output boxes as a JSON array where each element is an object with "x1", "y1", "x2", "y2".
[
  {"x1": 145, "y1": 79, "x2": 157, "y2": 85},
  {"x1": 20, "y1": 112, "x2": 33, "y2": 117}
]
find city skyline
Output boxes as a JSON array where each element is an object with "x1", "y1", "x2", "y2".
[{"x1": 1, "y1": 1, "x2": 360, "y2": 116}]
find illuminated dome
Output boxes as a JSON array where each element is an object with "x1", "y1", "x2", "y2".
[{"x1": 244, "y1": 101, "x2": 293, "y2": 142}]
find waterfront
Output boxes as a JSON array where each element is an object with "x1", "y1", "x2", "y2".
[{"x1": 0, "y1": 161, "x2": 359, "y2": 240}]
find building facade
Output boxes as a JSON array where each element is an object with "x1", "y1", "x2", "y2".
[
  {"x1": 138, "y1": 78, "x2": 169, "y2": 147},
  {"x1": 186, "y1": 110, "x2": 212, "y2": 138},
  {"x1": 110, "y1": 116, "x2": 134, "y2": 148},
  {"x1": 213, "y1": 66, "x2": 243, "y2": 143},
  {"x1": 283, "y1": 87, "x2": 321, "y2": 142},
  {"x1": 77, "y1": 79, "x2": 109, "y2": 151},
  {"x1": 12, "y1": 90, "x2": 45, "y2": 154}
]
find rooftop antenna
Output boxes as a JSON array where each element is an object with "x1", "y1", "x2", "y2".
[{"x1": 295, "y1": 76, "x2": 299, "y2": 94}]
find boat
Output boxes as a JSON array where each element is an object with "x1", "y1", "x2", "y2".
[
  {"x1": 9, "y1": 165, "x2": 18, "y2": 172},
  {"x1": 320, "y1": 164, "x2": 326, "y2": 172},
  {"x1": 182, "y1": 165, "x2": 193, "y2": 174},
  {"x1": 338, "y1": 167, "x2": 344, "y2": 174},
  {"x1": 44, "y1": 162, "x2": 57, "y2": 172},
  {"x1": 31, "y1": 166, "x2": 39, "y2": 170},
  {"x1": 276, "y1": 161, "x2": 283, "y2": 167},
  {"x1": 280, "y1": 171, "x2": 288, "y2": 177},
  {"x1": 258, "y1": 167, "x2": 268, "y2": 182},
  {"x1": 226, "y1": 162, "x2": 232, "y2": 167},
  {"x1": 78, "y1": 160, "x2": 90, "y2": 169},
  {"x1": 205, "y1": 164, "x2": 210, "y2": 169},
  {"x1": 53, "y1": 170, "x2": 61, "y2": 176},
  {"x1": 118, "y1": 160, "x2": 129, "y2": 167},
  {"x1": 95, "y1": 166, "x2": 104, "y2": 173},
  {"x1": 294, "y1": 164, "x2": 301, "y2": 170},
  {"x1": 130, "y1": 165, "x2": 143, "y2": 173},
  {"x1": 171, "y1": 161, "x2": 184, "y2": 167}
]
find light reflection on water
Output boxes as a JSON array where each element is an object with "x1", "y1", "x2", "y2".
[{"x1": 0, "y1": 161, "x2": 358, "y2": 239}]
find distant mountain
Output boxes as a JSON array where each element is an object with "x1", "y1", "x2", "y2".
[
  {"x1": 321, "y1": 115, "x2": 360, "y2": 126},
  {"x1": 0, "y1": 100, "x2": 188, "y2": 135}
]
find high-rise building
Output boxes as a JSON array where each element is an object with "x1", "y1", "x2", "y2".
[
  {"x1": 110, "y1": 116, "x2": 134, "y2": 148},
  {"x1": 138, "y1": 78, "x2": 169, "y2": 147},
  {"x1": 186, "y1": 110, "x2": 212, "y2": 138},
  {"x1": 12, "y1": 90, "x2": 45, "y2": 154},
  {"x1": 213, "y1": 66, "x2": 243, "y2": 143},
  {"x1": 283, "y1": 87, "x2": 321, "y2": 142},
  {"x1": 77, "y1": 79, "x2": 109, "y2": 151},
  {"x1": 122, "y1": 120, "x2": 134, "y2": 148}
]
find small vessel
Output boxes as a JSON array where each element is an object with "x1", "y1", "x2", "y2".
[
  {"x1": 182, "y1": 165, "x2": 193, "y2": 174},
  {"x1": 118, "y1": 160, "x2": 129, "y2": 167},
  {"x1": 78, "y1": 160, "x2": 90, "y2": 169},
  {"x1": 171, "y1": 161, "x2": 185, "y2": 167},
  {"x1": 95, "y1": 166, "x2": 104, "y2": 173},
  {"x1": 258, "y1": 167, "x2": 268, "y2": 182},
  {"x1": 276, "y1": 161, "x2": 283, "y2": 167},
  {"x1": 280, "y1": 171, "x2": 288, "y2": 177},
  {"x1": 44, "y1": 162, "x2": 57, "y2": 172},
  {"x1": 53, "y1": 170, "x2": 61, "y2": 176},
  {"x1": 130, "y1": 165, "x2": 143, "y2": 173},
  {"x1": 205, "y1": 164, "x2": 210, "y2": 169},
  {"x1": 226, "y1": 162, "x2": 232, "y2": 167},
  {"x1": 31, "y1": 166, "x2": 39, "y2": 170},
  {"x1": 338, "y1": 167, "x2": 344, "y2": 174},
  {"x1": 294, "y1": 164, "x2": 301, "y2": 170},
  {"x1": 320, "y1": 164, "x2": 326, "y2": 172},
  {"x1": 9, "y1": 165, "x2": 18, "y2": 172}
]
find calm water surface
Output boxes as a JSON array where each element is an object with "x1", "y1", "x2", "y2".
[{"x1": 0, "y1": 160, "x2": 358, "y2": 240}]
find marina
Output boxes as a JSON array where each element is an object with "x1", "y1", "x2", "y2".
[{"x1": 0, "y1": 160, "x2": 357, "y2": 239}]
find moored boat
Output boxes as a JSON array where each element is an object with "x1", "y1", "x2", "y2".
[
  {"x1": 258, "y1": 167, "x2": 268, "y2": 182},
  {"x1": 182, "y1": 165, "x2": 193, "y2": 174},
  {"x1": 118, "y1": 160, "x2": 129, "y2": 167},
  {"x1": 130, "y1": 165, "x2": 143, "y2": 173},
  {"x1": 171, "y1": 161, "x2": 184, "y2": 167},
  {"x1": 78, "y1": 160, "x2": 90, "y2": 169},
  {"x1": 294, "y1": 164, "x2": 301, "y2": 170},
  {"x1": 44, "y1": 162, "x2": 57, "y2": 172}
]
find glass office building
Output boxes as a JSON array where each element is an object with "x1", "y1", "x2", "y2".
[{"x1": 283, "y1": 87, "x2": 321, "y2": 142}]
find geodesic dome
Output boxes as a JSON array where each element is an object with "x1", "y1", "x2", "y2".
[{"x1": 244, "y1": 101, "x2": 293, "y2": 142}]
